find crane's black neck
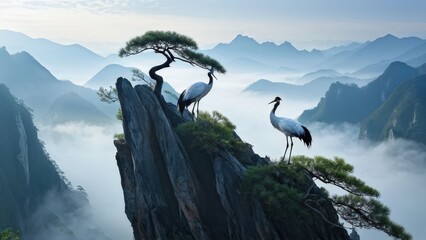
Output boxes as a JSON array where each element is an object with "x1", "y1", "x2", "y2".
[
  {"x1": 272, "y1": 101, "x2": 280, "y2": 114},
  {"x1": 207, "y1": 72, "x2": 214, "y2": 85}
]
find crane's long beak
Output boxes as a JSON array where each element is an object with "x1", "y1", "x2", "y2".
[
  {"x1": 268, "y1": 100, "x2": 276, "y2": 104},
  {"x1": 212, "y1": 73, "x2": 217, "y2": 80}
]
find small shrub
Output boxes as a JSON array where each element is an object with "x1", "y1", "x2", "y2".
[
  {"x1": 116, "y1": 108, "x2": 122, "y2": 121},
  {"x1": 176, "y1": 111, "x2": 251, "y2": 155},
  {"x1": 114, "y1": 133, "x2": 125, "y2": 141},
  {"x1": 242, "y1": 163, "x2": 310, "y2": 219},
  {"x1": 0, "y1": 228, "x2": 20, "y2": 240}
]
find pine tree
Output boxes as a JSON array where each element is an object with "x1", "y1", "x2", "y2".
[{"x1": 119, "y1": 30, "x2": 225, "y2": 98}]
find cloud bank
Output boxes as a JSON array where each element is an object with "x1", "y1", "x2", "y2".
[{"x1": 38, "y1": 121, "x2": 132, "y2": 240}]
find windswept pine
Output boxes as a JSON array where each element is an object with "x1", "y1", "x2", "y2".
[{"x1": 119, "y1": 31, "x2": 225, "y2": 100}]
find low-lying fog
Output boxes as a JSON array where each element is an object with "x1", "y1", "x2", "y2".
[
  {"x1": 38, "y1": 66, "x2": 425, "y2": 240},
  {"x1": 37, "y1": 122, "x2": 132, "y2": 240}
]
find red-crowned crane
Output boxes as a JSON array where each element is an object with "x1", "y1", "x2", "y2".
[
  {"x1": 269, "y1": 96, "x2": 312, "y2": 164},
  {"x1": 178, "y1": 68, "x2": 216, "y2": 119}
]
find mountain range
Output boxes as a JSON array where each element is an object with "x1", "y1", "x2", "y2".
[
  {"x1": 243, "y1": 76, "x2": 361, "y2": 101},
  {"x1": 84, "y1": 64, "x2": 136, "y2": 89},
  {"x1": 360, "y1": 74, "x2": 426, "y2": 144},
  {"x1": 204, "y1": 33, "x2": 426, "y2": 75},
  {"x1": 337, "y1": 34, "x2": 424, "y2": 70},
  {"x1": 0, "y1": 29, "x2": 107, "y2": 84},
  {"x1": 46, "y1": 92, "x2": 112, "y2": 125},
  {"x1": 299, "y1": 69, "x2": 342, "y2": 82},
  {"x1": 299, "y1": 61, "x2": 426, "y2": 145},
  {"x1": 204, "y1": 34, "x2": 324, "y2": 71},
  {"x1": 299, "y1": 62, "x2": 419, "y2": 123},
  {"x1": 3, "y1": 29, "x2": 426, "y2": 81},
  {"x1": 0, "y1": 47, "x2": 117, "y2": 124}
]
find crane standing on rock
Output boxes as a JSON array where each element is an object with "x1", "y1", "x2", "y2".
[
  {"x1": 178, "y1": 68, "x2": 217, "y2": 119},
  {"x1": 269, "y1": 96, "x2": 312, "y2": 164}
]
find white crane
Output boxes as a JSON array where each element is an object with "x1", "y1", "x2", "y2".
[
  {"x1": 269, "y1": 96, "x2": 312, "y2": 164},
  {"x1": 178, "y1": 68, "x2": 216, "y2": 119}
]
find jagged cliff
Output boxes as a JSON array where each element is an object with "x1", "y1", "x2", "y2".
[
  {"x1": 114, "y1": 78, "x2": 350, "y2": 240},
  {"x1": 0, "y1": 84, "x2": 110, "y2": 240}
]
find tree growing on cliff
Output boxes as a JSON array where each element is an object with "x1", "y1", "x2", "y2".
[
  {"x1": 244, "y1": 156, "x2": 412, "y2": 240},
  {"x1": 0, "y1": 228, "x2": 20, "y2": 240},
  {"x1": 119, "y1": 30, "x2": 225, "y2": 98},
  {"x1": 176, "y1": 111, "x2": 251, "y2": 155}
]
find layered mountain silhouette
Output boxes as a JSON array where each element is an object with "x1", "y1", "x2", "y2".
[
  {"x1": 299, "y1": 62, "x2": 426, "y2": 145},
  {"x1": 299, "y1": 69, "x2": 343, "y2": 82},
  {"x1": 321, "y1": 42, "x2": 365, "y2": 56},
  {"x1": 243, "y1": 76, "x2": 361, "y2": 101},
  {"x1": 204, "y1": 33, "x2": 426, "y2": 75},
  {"x1": 204, "y1": 34, "x2": 324, "y2": 71},
  {"x1": 352, "y1": 41, "x2": 426, "y2": 77},
  {"x1": 0, "y1": 30, "x2": 107, "y2": 84},
  {"x1": 299, "y1": 62, "x2": 419, "y2": 123},
  {"x1": 0, "y1": 47, "x2": 116, "y2": 123},
  {"x1": 3, "y1": 29, "x2": 426, "y2": 79},
  {"x1": 320, "y1": 34, "x2": 426, "y2": 74},
  {"x1": 341, "y1": 34, "x2": 424, "y2": 68},
  {"x1": 84, "y1": 64, "x2": 136, "y2": 89},
  {"x1": 46, "y1": 92, "x2": 112, "y2": 125}
]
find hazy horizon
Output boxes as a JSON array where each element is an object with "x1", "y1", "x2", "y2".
[{"x1": 1, "y1": 0, "x2": 426, "y2": 54}]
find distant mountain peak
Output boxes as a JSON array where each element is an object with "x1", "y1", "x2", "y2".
[
  {"x1": 0, "y1": 46, "x2": 10, "y2": 56},
  {"x1": 382, "y1": 34, "x2": 398, "y2": 39},
  {"x1": 230, "y1": 34, "x2": 258, "y2": 45},
  {"x1": 60, "y1": 91, "x2": 80, "y2": 98},
  {"x1": 369, "y1": 34, "x2": 399, "y2": 45},
  {"x1": 0, "y1": 29, "x2": 29, "y2": 38},
  {"x1": 280, "y1": 41, "x2": 294, "y2": 47},
  {"x1": 279, "y1": 41, "x2": 297, "y2": 51},
  {"x1": 383, "y1": 61, "x2": 413, "y2": 74},
  {"x1": 261, "y1": 41, "x2": 278, "y2": 47}
]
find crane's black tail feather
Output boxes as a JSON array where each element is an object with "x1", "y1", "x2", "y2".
[
  {"x1": 177, "y1": 90, "x2": 187, "y2": 116},
  {"x1": 301, "y1": 126, "x2": 312, "y2": 147}
]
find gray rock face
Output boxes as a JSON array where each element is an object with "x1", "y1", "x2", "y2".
[
  {"x1": 114, "y1": 78, "x2": 349, "y2": 240},
  {"x1": 0, "y1": 84, "x2": 111, "y2": 240}
]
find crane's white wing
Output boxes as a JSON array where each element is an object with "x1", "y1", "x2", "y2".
[
  {"x1": 273, "y1": 115, "x2": 305, "y2": 137},
  {"x1": 183, "y1": 82, "x2": 209, "y2": 101}
]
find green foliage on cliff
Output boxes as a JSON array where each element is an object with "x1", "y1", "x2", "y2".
[
  {"x1": 0, "y1": 228, "x2": 20, "y2": 240},
  {"x1": 242, "y1": 163, "x2": 310, "y2": 219},
  {"x1": 114, "y1": 109, "x2": 125, "y2": 140},
  {"x1": 116, "y1": 108, "x2": 122, "y2": 121},
  {"x1": 243, "y1": 156, "x2": 412, "y2": 240},
  {"x1": 293, "y1": 156, "x2": 411, "y2": 240},
  {"x1": 176, "y1": 111, "x2": 251, "y2": 155}
]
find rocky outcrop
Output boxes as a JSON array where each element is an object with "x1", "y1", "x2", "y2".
[{"x1": 114, "y1": 78, "x2": 350, "y2": 240}]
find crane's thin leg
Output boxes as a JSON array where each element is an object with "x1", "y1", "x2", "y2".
[
  {"x1": 197, "y1": 101, "x2": 200, "y2": 116},
  {"x1": 288, "y1": 137, "x2": 294, "y2": 164},
  {"x1": 191, "y1": 103, "x2": 196, "y2": 120},
  {"x1": 282, "y1": 136, "x2": 289, "y2": 163}
]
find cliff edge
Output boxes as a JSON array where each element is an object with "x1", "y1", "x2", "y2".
[{"x1": 113, "y1": 78, "x2": 350, "y2": 240}]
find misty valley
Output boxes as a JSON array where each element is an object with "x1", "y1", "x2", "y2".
[{"x1": 1, "y1": 29, "x2": 426, "y2": 240}]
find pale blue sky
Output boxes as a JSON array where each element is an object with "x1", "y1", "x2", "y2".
[{"x1": 1, "y1": 0, "x2": 425, "y2": 53}]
